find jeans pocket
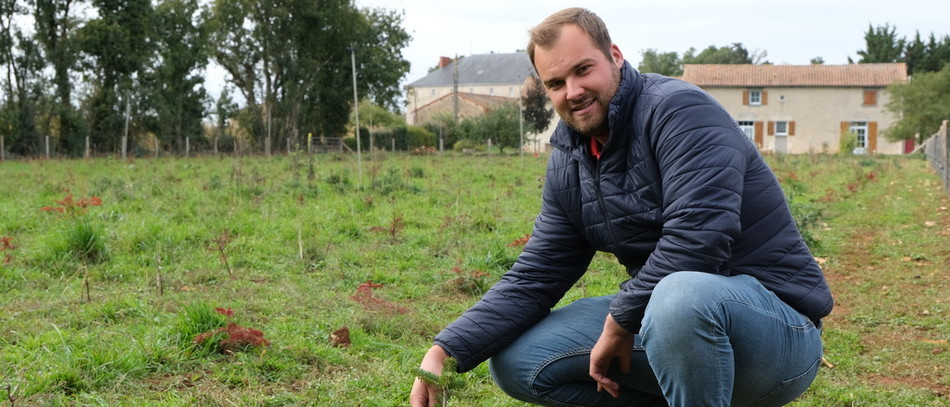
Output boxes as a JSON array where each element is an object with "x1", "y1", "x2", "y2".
[{"x1": 748, "y1": 357, "x2": 822, "y2": 407}]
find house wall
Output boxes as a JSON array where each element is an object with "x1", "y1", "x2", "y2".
[
  {"x1": 407, "y1": 84, "x2": 522, "y2": 125},
  {"x1": 702, "y1": 86, "x2": 904, "y2": 154}
]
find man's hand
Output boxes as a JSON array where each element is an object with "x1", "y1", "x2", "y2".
[
  {"x1": 409, "y1": 345, "x2": 449, "y2": 407},
  {"x1": 589, "y1": 313, "x2": 633, "y2": 398}
]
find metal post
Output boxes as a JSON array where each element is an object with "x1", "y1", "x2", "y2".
[
  {"x1": 123, "y1": 98, "x2": 130, "y2": 160},
  {"x1": 185, "y1": 137, "x2": 190, "y2": 157},
  {"x1": 45, "y1": 136, "x2": 50, "y2": 159},
  {"x1": 85, "y1": 137, "x2": 90, "y2": 159},
  {"x1": 519, "y1": 84, "x2": 524, "y2": 159},
  {"x1": 350, "y1": 46, "x2": 363, "y2": 186}
]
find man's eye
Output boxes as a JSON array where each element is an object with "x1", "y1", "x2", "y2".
[{"x1": 578, "y1": 65, "x2": 591, "y2": 74}]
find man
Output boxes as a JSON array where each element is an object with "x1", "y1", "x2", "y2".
[{"x1": 411, "y1": 7, "x2": 833, "y2": 407}]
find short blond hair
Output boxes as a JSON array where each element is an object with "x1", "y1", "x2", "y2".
[{"x1": 527, "y1": 8, "x2": 613, "y2": 68}]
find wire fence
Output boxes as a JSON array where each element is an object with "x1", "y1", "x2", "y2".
[{"x1": 922, "y1": 120, "x2": 950, "y2": 195}]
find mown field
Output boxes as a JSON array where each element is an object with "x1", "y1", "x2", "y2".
[{"x1": 0, "y1": 152, "x2": 947, "y2": 406}]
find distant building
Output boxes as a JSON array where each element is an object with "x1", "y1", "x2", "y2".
[
  {"x1": 405, "y1": 53, "x2": 536, "y2": 126},
  {"x1": 405, "y1": 52, "x2": 557, "y2": 152},
  {"x1": 682, "y1": 63, "x2": 910, "y2": 154}
]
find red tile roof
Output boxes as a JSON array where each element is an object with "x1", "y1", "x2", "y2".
[{"x1": 682, "y1": 63, "x2": 908, "y2": 87}]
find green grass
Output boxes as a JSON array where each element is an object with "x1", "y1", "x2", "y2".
[{"x1": 0, "y1": 152, "x2": 948, "y2": 406}]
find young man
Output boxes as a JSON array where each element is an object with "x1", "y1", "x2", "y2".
[{"x1": 410, "y1": 8, "x2": 833, "y2": 407}]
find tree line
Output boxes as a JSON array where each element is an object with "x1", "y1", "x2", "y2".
[{"x1": 0, "y1": 0, "x2": 410, "y2": 157}]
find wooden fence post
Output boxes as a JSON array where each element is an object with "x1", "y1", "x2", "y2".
[
  {"x1": 45, "y1": 136, "x2": 50, "y2": 159},
  {"x1": 1, "y1": 136, "x2": 4, "y2": 161},
  {"x1": 85, "y1": 136, "x2": 90, "y2": 159}
]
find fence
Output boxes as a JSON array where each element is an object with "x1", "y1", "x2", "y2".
[
  {"x1": 0, "y1": 134, "x2": 523, "y2": 161},
  {"x1": 922, "y1": 120, "x2": 950, "y2": 194}
]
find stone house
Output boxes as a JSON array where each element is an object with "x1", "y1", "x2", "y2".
[{"x1": 682, "y1": 63, "x2": 910, "y2": 154}]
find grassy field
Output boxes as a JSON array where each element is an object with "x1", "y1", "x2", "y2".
[{"x1": 0, "y1": 152, "x2": 947, "y2": 406}]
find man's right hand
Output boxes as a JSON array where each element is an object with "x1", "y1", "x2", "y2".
[{"x1": 409, "y1": 345, "x2": 450, "y2": 407}]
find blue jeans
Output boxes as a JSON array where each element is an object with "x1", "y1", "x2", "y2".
[{"x1": 489, "y1": 272, "x2": 823, "y2": 407}]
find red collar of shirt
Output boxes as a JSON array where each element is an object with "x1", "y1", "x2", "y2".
[{"x1": 590, "y1": 137, "x2": 603, "y2": 160}]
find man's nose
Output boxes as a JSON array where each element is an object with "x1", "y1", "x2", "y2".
[{"x1": 566, "y1": 79, "x2": 584, "y2": 101}]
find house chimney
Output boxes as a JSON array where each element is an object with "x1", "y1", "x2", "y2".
[{"x1": 439, "y1": 56, "x2": 452, "y2": 69}]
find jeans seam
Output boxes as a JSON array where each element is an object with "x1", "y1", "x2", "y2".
[{"x1": 528, "y1": 348, "x2": 597, "y2": 407}]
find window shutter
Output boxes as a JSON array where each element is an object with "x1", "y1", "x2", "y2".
[
  {"x1": 869, "y1": 121, "x2": 878, "y2": 152},
  {"x1": 864, "y1": 90, "x2": 878, "y2": 106},
  {"x1": 754, "y1": 121, "x2": 764, "y2": 147},
  {"x1": 788, "y1": 121, "x2": 796, "y2": 136},
  {"x1": 767, "y1": 121, "x2": 774, "y2": 136},
  {"x1": 742, "y1": 90, "x2": 749, "y2": 106},
  {"x1": 840, "y1": 121, "x2": 850, "y2": 137},
  {"x1": 762, "y1": 90, "x2": 768, "y2": 106}
]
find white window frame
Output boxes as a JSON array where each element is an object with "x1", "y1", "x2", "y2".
[
  {"x1": 737, "y1": 121, "x2": 755, "y2": 141},
  {"x1": 850, "y1": 121, "x2": 868, "y2": 151},
  {"x1": 775, "y1": 121, "x2": 788, "y2": 136},
  {"x1": 749, "y1": 90, "x2": 762, "y2": 106}
]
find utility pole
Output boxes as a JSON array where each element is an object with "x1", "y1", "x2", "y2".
[
  {"x1": 453, "y1": 54, "x2": 460, "y2": 124},
  {"x1": 350, "y1": 46, "x2": 363, "y2": 186}
]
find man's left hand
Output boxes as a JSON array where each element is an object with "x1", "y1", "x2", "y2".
[{"x1": 589, "y1": 313, "x2": 633, "y2": 398}]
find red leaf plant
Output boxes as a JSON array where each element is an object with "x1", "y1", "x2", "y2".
[
  {"x1": 350, "y1": 280, "x2": 408, "y2": 313},
  {"x1": 507, "y1": 233, "x2": 531, "y2": 247},
  {"x1": 194, "y1": 307, "x2": 270, "y2": 354},
  {"x1": 41, "y1": 193, "x2": 102, "y2": 217},
  {"x1": 1, "y1": 236, "x2": 14, "y2": 264}
]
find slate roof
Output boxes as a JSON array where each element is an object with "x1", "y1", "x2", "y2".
[
  {"x1": 682, "y1": 63, "x2": 908, "y2": 87},
  {"x1": 407, "y1": 53, "x2": 536, "y2": 88}
]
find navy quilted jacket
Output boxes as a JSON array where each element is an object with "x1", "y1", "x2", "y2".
[{"x1": 435, "y1": 62, "x2": 834, "y2": 373}]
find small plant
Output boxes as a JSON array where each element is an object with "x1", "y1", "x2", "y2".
[
  {"x1": 350, "y1": 280, "x2": 407, "y2": 313},
  {"x1": 211, "y1": 230, "x2": 234, "y2": 277},
  {"x1": 369, "y1": 215, "x2": 405, "y2": 239},
  {"x1": 506, "y1": 234, "x2": 530, "y2": 247},
  {"x1": 193, "y1": 307, "x2": 270, "y2": 354},
  {"x1": 41, "y1": 193, "x2": 108, "y2": 263},
  {"x1": 1, "y1": 236, "x2": 14, "y2": 264},
  {"x1": 414, "y1": 358, "x2": 464, "y2": 407}
]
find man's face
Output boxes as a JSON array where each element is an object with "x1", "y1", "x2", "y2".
[{"x1": 533, "y1": 24, "x2": 623, "y2": 141}]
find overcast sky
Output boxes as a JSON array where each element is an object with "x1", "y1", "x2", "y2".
[{"x1": 353, "y1": 0, "x2": 950, "y2": 90}]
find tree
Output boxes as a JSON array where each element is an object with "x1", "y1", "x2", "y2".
[
  {"x1": 210, "y1": 0, "x2": 410, "y2": 149},
  {"x1": 78, "y1": 0, "x2": 154, "y2": 154},
  {"x1": 469, "y1": 103, "x2": 521, "y2": 154},
  {"x1": 810, "y1": 56, "x2": 825, "y2": 65},
  {"x1": 1, "y1": 0, "x2": 45, "y2": 155},
  {"x1": 141, "y1": 0, "x2": 210, "y2": 151},
  {"x1": 34, "y1": 0, "x2": 88, "y2": 155},
  {"x1": 885, "y1": 64, "x2": 950, "y2": 141},
  {"x1": 682, "y1": 43, "x2": 766, "y2": 65},
  {"x1": 521, "y1": 76, "x2": 553, "y2": 136},
  {"x1": 638, "y1": 48, "x2": 682, "y2": 76},
  {"x1": 853, "y1": 23, "x2": 905, "y2": 64}
]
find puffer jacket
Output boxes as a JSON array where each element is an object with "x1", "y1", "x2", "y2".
[{"x1": 435, "y1": 62, "x2": 834, "y2": 373}]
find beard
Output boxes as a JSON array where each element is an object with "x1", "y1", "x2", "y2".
[{"x1": 557, "y1": 66, "x2": 621, "y2": 138}]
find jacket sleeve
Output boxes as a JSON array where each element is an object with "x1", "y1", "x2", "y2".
[
  {"x1": 609, "y1": 87, "x2": 750, "y2": 334},
  {"x1": 435, "y1": 157, "x2": 596, "y2": 373}
]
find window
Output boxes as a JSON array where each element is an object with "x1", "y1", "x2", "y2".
[
  {"x1": 775, "y1": 121, "x2": 788, "y2": 136},
  {"x1": 850, "y1": 121, "x2": 868, "y2": 150},
  {"x1": 749, "y1": 90, "x2": 762, "y2": 105},
  {"x1": 489, "y1": 87, "x2": 495, "y2": 95},
  {"x1": 863, "y1": 89, "x2": 878, "y2": 106},
  {"x1": 737, "y1": 121, "x2": 755, "y2": 141},
  {"x1": 509, "y1": 87, "x2": 514, "y2": 96}
]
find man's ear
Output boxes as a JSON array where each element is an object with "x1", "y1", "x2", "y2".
[{"x1": 610, "y1": 44, "x2": 624, "y2": 68}]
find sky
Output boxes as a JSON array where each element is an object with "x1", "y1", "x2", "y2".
[{"x1": 351, "y1": 0, "x2": 950, "y2": 92}]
